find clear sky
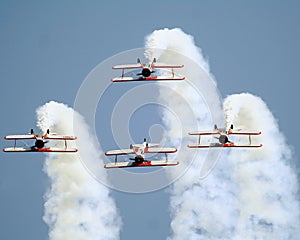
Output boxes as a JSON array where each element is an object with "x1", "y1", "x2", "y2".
[{"x1": 0, "y1": 1, "x2": 299, "y2": 239}]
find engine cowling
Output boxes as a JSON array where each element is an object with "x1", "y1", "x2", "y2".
[
  {"x1": 135, "y1": 156, "x2": 144, "y2": 164},
  {"x1": 218, "y1": 135, "x2": 229, "y2": 144},
  {"x1": 35, "y1": 139, "x2": 45, "y2": 149},
  {"x1": 141, "y1": 68, "x2": 151, "y2": 77}
]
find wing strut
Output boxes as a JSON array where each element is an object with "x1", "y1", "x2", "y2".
[
  {"x1": 249, "y1": 135, "x2": 252, "y2": 145},
  {"x1": 198, "y1": 135, "x2": 201, "y2": 145},
  {"x1": 165, "y1": 153, "x2": 168, "y2": 162},
  {"x1": 115, "y1": 155, "x2": 118, "y2": 164}
]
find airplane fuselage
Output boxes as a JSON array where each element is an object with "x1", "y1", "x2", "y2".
[{"x1": 131, "y1": 140, "x2": 149, "y2": 163}]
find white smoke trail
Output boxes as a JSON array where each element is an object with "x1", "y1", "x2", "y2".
[
  {"x1": 145, "y1": 28, "x2": 239, "y2": 239},
  {"x1": 145, "y1": 28, "x2": 300, "y2": 239},
  {"x1": 36, "y1": 101, "x2": 121, "y2": 240},
  {"x1": 224, "y1": 93, "x2": 300, "y2": 239}
]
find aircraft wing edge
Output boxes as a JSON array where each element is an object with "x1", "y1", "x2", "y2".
[
  {"x1": 112, "y1": 64, "x2": 143, "y2": 69},
  {"x1": 146, "y1": 147, "x2": 177, "y2": 153},
  {"x1": 104, "y1": 160, "x2": 179, "y2": 169},
  {"x1": 188, "y1": 131, "x2": 220, "y2": 135},
  {"x1": 152, "y1": 64, "x2": 184, "y2": 69},
  {"x1": 44, "y1": 135, "x2": 77, "y2": 140},
  {"x1": 4, "y1": 134, "x2": 36, "y2": 140},
  {"x1": 105, "y1": 149, "x2": 135, "y2": 156}
]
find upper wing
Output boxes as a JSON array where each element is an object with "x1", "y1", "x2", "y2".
[
  {"x1": 105, "y1": 149, "x2": 135, "y2": 156},
  {"x1": 188, "y1": 131, "x2": 220, "y2": 136},
  {"x1": 4, "y1": 134, "x2": 36, "y2": 140},
  {"x1": 147, "y1": 143, "x2": 160, "y2": 148},
  {"x1": 228, "y1": 130, "x2": 262, "y2": 135},
  {"x1": 152, "y1": 63, "x2": 184, "y2": 69},
  {"x1": 112, "y1": 63, "x2": 144, "y2": 69},
  {"x1": 131, "y1": 143, "x2": 160, "y2": 148},
  {"x1": 146, "y1": 147, "x2": 177, "y2": 154},
  {"x1": 44, "y1": 134, "x2": 77, "y2": 140}
]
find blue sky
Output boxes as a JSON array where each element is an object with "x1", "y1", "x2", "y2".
[{"x1": 0, "y1": 1, "x2": 299, "y2": 239}]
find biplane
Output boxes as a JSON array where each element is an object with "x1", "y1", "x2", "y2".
[
  {"x1": 111, "y1": 58, "x2": 185, "y2": 82},
  {"x1": 104, "y1": 138, "x2": 178, "y2": 168},
  {"x1": 188, "y1": 124, "x2": 262, "y2": 148},
  {"x1": 3, "y1": 129, "x2": 78, "y2": 153}
]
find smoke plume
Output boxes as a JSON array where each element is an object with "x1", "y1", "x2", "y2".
[
  {"x1": 145, "y1": 28, "x2": 300, "y2": 239},
  {"x1": 145, "y1": 28, "x2": 239, "y2": 239},
  {"x1": 224, "y1": 93, "x2": 300, "y2": 239},
  {"x1": 36, "y1": 101, "x2": 121, "y2": 240}
]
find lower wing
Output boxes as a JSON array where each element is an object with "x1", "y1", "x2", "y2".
[
  {"x1": 3, "y1": 147, "x2": 78, "y2": 152},
  {"x1": 111, "y1": 76, "x2": 185, "y2": 82},
  {"x1": 104, "y1": 160, "x2": 179, "y2": 169},
  {"x1": 188, "y1": 143, "x2": 263, "y2": 148}
]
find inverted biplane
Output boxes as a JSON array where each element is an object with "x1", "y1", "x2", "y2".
[
  {"x1": 111, "y1": 58, "x2": 185, "y2": 82},
  {"x1": 3, "y1": 129, "x2": 78, "y2": 153},
  {"x1": 104, "y1": 138, "x2": 178, "y2": 168},
  {"x1": 188, "y1": 124, "x2": 262, "y2": 148}
]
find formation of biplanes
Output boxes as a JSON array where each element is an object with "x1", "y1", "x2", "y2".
[{"x1": 3, "y1": 58, "x2": 262, "y2": 169}]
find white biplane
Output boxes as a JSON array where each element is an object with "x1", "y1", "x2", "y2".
[
  {"x1": 104, "y1": 138, "x2": 178, "y2": 168},
  {"x1": 3, "y1": 129, "x2": 78, "y2": 153},
  {"x1": 188, "y1": 124, "x2": 262, "y2": 148},
  {"x1": 111, "y1": 58, "x2": 185, "y2": 82}
]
